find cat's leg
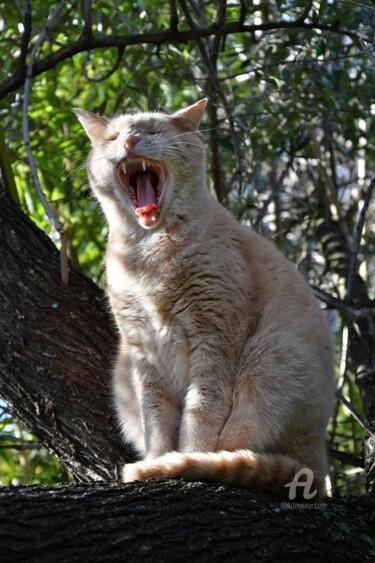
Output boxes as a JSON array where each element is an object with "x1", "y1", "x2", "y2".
[
  {"x1": 114, "y1": 344, "x2": 179, "y2": 460},
  {"x1": 215, "y1": 362, "x2": 322, "y2": 455},
  {"x1": 215, "y1": 371, "x2": 330, "y2": 495},
  {"x1": 121, "y1": 365, "x2": 180, "y2": 479},
  {"x1": 138, "y1": 376, "x2": 180, "y2": 460},
  {"x1": 178, "y1": 361, "x2": 233, "y2": 453},
  {"x1": 113, "y1": 346, "x2": 145, "y2": 457},
  {"x1": 122, "y1": 372, "x2": 232, "y2": 483}
]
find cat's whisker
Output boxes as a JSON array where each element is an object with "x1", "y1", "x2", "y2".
[
  {"x1": 63, "y1": 155, "x2": 110, "y2": 181},
  {"x1": 64, "y1": 149, "x2": 92, "y2": 157},
  {"x1": 167, "y1": 141, "x2": 204, "y2": 150},
  {"x1": 60, "y1": 157, "x2": 88, "y2": 176},
  {"x1": 166, "y1": 127, "x2": 217, "y2": 143},
  {"x1": 62, "y1": 166, "x2": 88, "y2": 181},
  {"x1": 159, "y1": 151, "x2": 190, "y2": 166}
]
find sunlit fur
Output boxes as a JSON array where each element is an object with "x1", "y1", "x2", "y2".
[{"x1": 76, "y1": 99, "x2": 335, "y2": 497}]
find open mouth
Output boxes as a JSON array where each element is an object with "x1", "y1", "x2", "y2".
[{"x1": 116, "y1": 158, "x2": 166, "y2": 228}]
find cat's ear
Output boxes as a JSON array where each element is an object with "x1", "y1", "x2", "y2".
[
  {"x1": 73, "y1": 109, "x2": 108, "y2": 143},
  {"x1": 171, "y1": 98, "x2": 207, "y2": 131}
]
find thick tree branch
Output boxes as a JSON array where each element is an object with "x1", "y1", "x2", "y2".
[
  {"x1": 1, "y1": 481, "x2": 375, "y2": 563},
  {"x1": 0, "y1": 19, "x2": 361, "y2": 101},
  {"x1": 0, "y1": 188, "x2": 135, "y2": 481}
]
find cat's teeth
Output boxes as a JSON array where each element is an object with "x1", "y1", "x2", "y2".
[
  {"x1": 142, "y1": 160, "x2": 146, "y2": 171},
  {"x1": 121, "y1": 162, "x2": 127, "y2": 174}
]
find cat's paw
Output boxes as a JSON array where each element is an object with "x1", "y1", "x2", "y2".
[
  {"x1": 122, "y1": 453, "x2": 179, "y2": 482},
  {"x1": 122, "y1": 462, "x2": 146, "y2": 482}
]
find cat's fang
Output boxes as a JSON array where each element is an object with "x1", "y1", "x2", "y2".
[
  {"x1": 142, "y1": 160, "x2": 146, "y2": 171},
  {"x1": 122, "y1": 162, "x2": 127, "y2": 174}
]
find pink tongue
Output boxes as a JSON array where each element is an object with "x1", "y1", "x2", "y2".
[
  {"x1": 135, "y1": 174, "x2": 159, "y2": 226},
  {"x1": 136, "y1": 174, "x2": 157, "y2": 209}
]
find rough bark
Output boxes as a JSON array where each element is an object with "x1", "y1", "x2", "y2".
[
  {"x1": 1, "y1": 480, "x2": 374, "y2": 563},
  {"x1": 0, "y1": 188, "x2": 136, "y2": 481}
]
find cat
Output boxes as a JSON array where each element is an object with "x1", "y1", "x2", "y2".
[{"x1": 75, "y1": 98, "x2": 335, "y2": 497}]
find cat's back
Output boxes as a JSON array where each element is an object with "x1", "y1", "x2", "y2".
[{"x1": 207, "y1": 199, "x2": 332, "y2": 355}]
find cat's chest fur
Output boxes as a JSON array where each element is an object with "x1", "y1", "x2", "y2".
[{"x1": 106, "y1": 226, "x2": 251, "y2": 389}]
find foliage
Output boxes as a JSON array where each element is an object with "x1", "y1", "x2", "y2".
[
  {"x1": 0, "y1": 406, "x2": 68, "y2": 485},
  {"x1": 0, "y1": 0, "x2": 374, "y2": 492}
]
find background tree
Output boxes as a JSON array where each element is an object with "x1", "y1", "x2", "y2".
[{"x1": 0, "y1": 0, "x2": 374, "y2": 501}]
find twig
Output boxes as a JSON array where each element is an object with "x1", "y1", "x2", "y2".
[
  {"x1": 360, "y1": 38, "x2": 375, "y2": 65},
  {"x1": 83, "y1": 0, "x2": 93, "y2": 37},
  {"x1": 239, "y1": 0, "x2": 247, "y2": 25},
  {"x1": 179, "y1": 0, "x2": 243, "y2": 195},
  {"x1": 169, "y1": 0, "x2": 179, "y2": 34},
  {"x1": 19, "y1": 0, "x2": 32, "y2": 69},
  {"x1": 346, "y1": 178, "x2": 375, "y2": 302},
  {"x1": 83, "y1": 46, "x2": 125, "y2": 82},
  {"x1": 311, "y1": 285, "x2": 358, "y2": 316},
  {"x1": 309, "y1": 128, "x2": 350, "y2": 243},
  {"x1": 252, "y1": 160, "x2": 292, "y2": 229},
  {"x1": 22, "y1": 0, "x2": 69, "y2": 284},
  {"x1": 112, "y1": 0, "x2": 137, "y2": 33},
  {"x1": 336, "y1": 390, "x2": 374, "y2": 435},
  {"x1": 296, "y1": 0, "x2": 313, "y2": 23},
  {"x1": 327, "y1": 445, "x2": 364, "y2": 468},
  {"x1": 0, "y1": 443, "x2": 39, "y2": 451}
]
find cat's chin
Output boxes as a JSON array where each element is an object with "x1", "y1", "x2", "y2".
[{"x1": 115, "y1": 157, "x2": 167, "y2": 230}]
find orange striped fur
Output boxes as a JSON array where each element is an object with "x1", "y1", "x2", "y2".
[{"x1": 76, "y1": 99, "x2": 335, "y2": 497}]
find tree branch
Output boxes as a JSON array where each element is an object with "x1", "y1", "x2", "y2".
[
  {"x1": 22, "y1": 0, "x2": 68, "y2": 283},
  {"x1": 296, "y1": 0, "x2": 313, "y2": 23},
  {"x1": 1, "y1": 481, "x2": 375, "y2": 562},
  {"x1": 0, "y1": 19, "x2": 361, "y2": 101},
  {"x1": 0, "y1": 189, "x2": 134, "y2": 481},
  {"x1": 169, "y1": 0, "x2": 179, "y2": 34},
  {"x1": 83, "y1": 0, "x2": 93, "y2": 37},
  {"x1": 179, "y1": 0, "x2": 243, "y2": 198},
  {"x1": 346, "y1": 177, "x2": 375, "y2": 302},
  {"x1": 336, "y1": 391, "x2": 374, "y2": 435},
  {"x1": 83, "y1": 46, "x2": 125, "y2": 83}
]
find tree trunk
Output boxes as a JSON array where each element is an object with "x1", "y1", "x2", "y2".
[
  {"x1": 1, "y1": 480, "x2": 374, "y2": 563},
  {"x1": 0, "y1": 188, "x2": 136, "y2": 481}
]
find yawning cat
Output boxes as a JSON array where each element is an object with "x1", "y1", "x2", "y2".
[{"x1": 75, "y1": 99, "x2": 335, "y2": 496}]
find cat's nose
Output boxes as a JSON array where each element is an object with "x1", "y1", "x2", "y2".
[{"x1": 124, "y1": 136, "x2": 138, "y2": 150}]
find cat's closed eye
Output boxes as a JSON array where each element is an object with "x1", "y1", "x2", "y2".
[{"x1": 106, "y1": 133, "x2": 119, "y2": 141}]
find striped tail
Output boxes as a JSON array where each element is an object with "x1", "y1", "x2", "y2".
[{"x1": 122, "y1": 450, "x2": 322, "y2": 497}]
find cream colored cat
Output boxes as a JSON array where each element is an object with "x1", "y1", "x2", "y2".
[{"x1": 75, "y1": 99, "x2": 335, "y2": 496}]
